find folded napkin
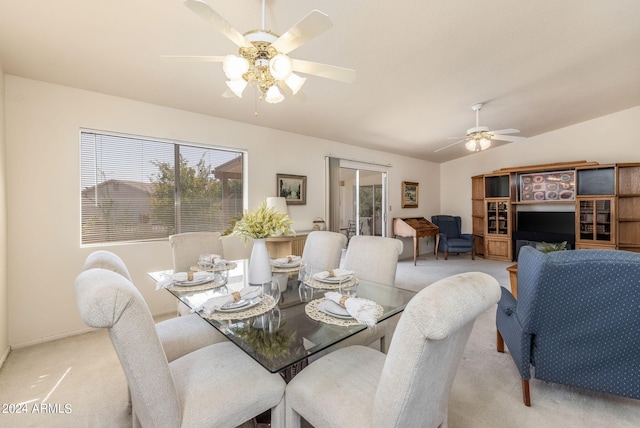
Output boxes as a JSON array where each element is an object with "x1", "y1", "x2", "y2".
[
  {"x1": 155, "y1": 271, "x2": 211, "y2": 290},
  {"x1": 271, "y1": 255, "x2": 301, "y2": 266},
  {"x1": 324, "y1": 291, "x2": 378, "y2": 326},
  {"x1": 313, "y1": 269, "x2": 354, "y2": 281},
  {"x1": 192, "y1": 286, "x2": 263, "y2": 315}
]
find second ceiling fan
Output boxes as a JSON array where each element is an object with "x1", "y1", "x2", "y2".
[
  {"x1": 435, "y1": 103, "x2": 527, "y2": 153},
  {"x1": 163, "y1": 0, "x2": 356, "y2": 104}
]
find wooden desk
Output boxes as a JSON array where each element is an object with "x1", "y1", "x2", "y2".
[
  {"x1": 266, "y1": 231, "x2": 311, "y2": 258},
  {"x1": 393, "y1": 217, "x2": 440, "y2": 265}
]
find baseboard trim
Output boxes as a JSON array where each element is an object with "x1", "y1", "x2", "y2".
[{"x1": 0, "y1": 345, "x2": 10, "y2": 368}]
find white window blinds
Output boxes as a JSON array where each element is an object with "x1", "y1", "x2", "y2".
[{"x1": 80, "y1": 130, "x2": 244, "y2": 245}]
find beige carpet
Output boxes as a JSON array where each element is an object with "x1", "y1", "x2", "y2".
[{"x1": 0, "y1": 254, "x2": 638, "y2": 427}]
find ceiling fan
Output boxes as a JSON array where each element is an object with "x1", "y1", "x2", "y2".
[
  {"x1": 162, "y1": 0, "x2": 356, "y2": 104},
  {"x1": 435, "y1": 103, "x2": 527, "y2": 153}
]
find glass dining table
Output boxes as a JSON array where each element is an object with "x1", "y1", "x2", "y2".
[{"x1": 149, "y1": 259, "x2": 415, "y2": 380}]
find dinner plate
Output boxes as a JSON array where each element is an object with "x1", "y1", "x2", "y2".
[
  {"x1": 173, "y1": 272, "x2": 216, "y2": 286},
  {"x1": 313, "y1": 269, "x2": 354, "y2": 283},
  {"x1": 320, "y1": 300, "x2": 353, "y2": 319},
  {"x1": 271, "y1": 256, "x2": 302, "y2": 268},
  {"x1": 218, "y1": 296, "x2": 262, "y2": 312}
]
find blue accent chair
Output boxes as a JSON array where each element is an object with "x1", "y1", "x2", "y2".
[
  {"x1": 496, "y1": 246, "x2": 640, "y2": 406},
  {"x1": 431, "y1": 215, "x2": 475, "y2": 260}
]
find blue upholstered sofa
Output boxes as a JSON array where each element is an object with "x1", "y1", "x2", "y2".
[{"x1": 496, "y1": 246, "x2": 640, "y2": 406}]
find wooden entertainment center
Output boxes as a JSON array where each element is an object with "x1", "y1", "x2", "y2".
[{"x1": 472, "y1": 161, "x2": 640, "y2": 261}]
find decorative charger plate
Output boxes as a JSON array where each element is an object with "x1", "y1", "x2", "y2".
[
  {"x1": 304, "y1": 298, "x2": 382, "y2": 327},
  {"x1": 303, "y1": 277, "x2": 358, "y2": 290},
  {"x1": 191, "y1": 261, "x2": 238, "y2": 272},
  {"x1": 203, "y1": 295, "x2": 276, "y2": 321}
]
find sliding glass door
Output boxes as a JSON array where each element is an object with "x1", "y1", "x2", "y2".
[{"x1": 339, "y1": 164, "x2": 387, "y2": 237}]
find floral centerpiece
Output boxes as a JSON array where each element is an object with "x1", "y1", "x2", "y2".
[
  {"x1": 231, "y1": 200, "x2": 294, "y2": 242},
  {"x1": 232, "y1": 200, "x2": 295, "y2": 284}
]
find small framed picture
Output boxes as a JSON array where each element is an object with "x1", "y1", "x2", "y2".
[
  {"x1": 277, "y1": 174, "x2": 307, "y2": 205},
  {"x1": 402, "y1": 181, "x2": 419, "y2": 208}
]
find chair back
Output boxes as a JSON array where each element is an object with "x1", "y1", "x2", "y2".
[
  {"x1": 342, "y1": 235, "x2": 403, "y2": 286},
  {"x1": 373, "y1": 272, "x2": 501, "y2": 427},
  {"x1": 74, "y1": 268, "x2": 181, "y2": 427},
  {"x1": 431, "y1": 215, "x2": 462, "y2": 239},
  {"x1": 302, "y1": 231, "x2": 347, "y2": 271},
  {"x1": 82, "y1": 250, "x2": 132, "y2": 281},
  {"x1": 220, "y1": 234, "x2": 254, "y2": 260},
  {"x1": 169, "y1": 232, "x2": 224, "y2": 270},
  {"x1": 516, "y1": 246, "x2": 640, "y2": 393}
]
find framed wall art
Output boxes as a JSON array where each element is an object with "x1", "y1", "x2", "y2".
[
  {"x1": 277, "y1": 174, "x2": 307, "y2": 205},
  {"x1": 401, "y1": 181, "x2": 419, "y2": 208}
]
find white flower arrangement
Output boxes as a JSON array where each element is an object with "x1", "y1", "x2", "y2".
[{"x1": 232, "y1": 200, "x2": 294, "y2": 241}]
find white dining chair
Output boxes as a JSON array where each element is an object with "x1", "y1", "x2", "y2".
[
  {"x1": 285, "y1": 272, "x2": 501, "y2": 428},
  {"x1": 341, "y1": 235, "x2": 403, "y2": 286},
  {"x1": 169, "y1": 232, "x2": 225, "y2": 315},
  {"x1": 301, "y1": 230, "x2": 347, "y2": 271},
  {"x1": 82, "y1": 250, "x2": 227, "y2": 362},
  {"x1": 75, "y1": 267, "x2": 286, "y2": 428}
]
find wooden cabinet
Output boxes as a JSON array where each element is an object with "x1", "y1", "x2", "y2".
[
  {"x1": 617, "y1": 163, "x2": 640, "y2": 253},
  {"x1": 485, "y1": 198, "x2": 512, "y2": 261},
  {"x1": 575, "y1": 197, "x2": 616, "y2": 249},
  {"x1": 472, "y1": 161, "x2": 640, "y2": 260},
  {"x1": 471, "y1": 175, "x2": 485, "y2": 256},
  {"x1": 266, "y1": 232, "x2": 309, "y2": 258}
]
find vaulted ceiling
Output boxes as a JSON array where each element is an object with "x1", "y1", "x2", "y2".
[{"x1": 1, "y1": 0, "x2": 639, "y2": 162}]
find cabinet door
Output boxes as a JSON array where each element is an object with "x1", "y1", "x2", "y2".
[
  {"x1": 577, "y1": 198, "x2": 615, "y2": 245},
  {"x1": 486, "y1": 200, "x2": 510, "y2": 236}
]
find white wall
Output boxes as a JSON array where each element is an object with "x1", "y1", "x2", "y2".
[
  {"x1": 0, "y1": 66, "x2": 9, "y2": 362},
  {"x1": 440, "y1": 106, "x2": 640, "y2": 234},
  {"x1": 4, "y1": 76, "x2": 440, "y2": 347}
]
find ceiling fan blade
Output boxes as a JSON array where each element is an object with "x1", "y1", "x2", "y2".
[
  {"x1": 271, "y1": 10, "x2": 332, "y2": 54},
  {"x1": 291, "y1": 59, "x2": 356, "y2": 83},
  {"x1": 184, "y1": 0, "x2": 252, "y2": 48},
  {"x1": 434, "y1": 139, "x2": 467, "y2": 153},
  {"x1": 448, "y1": 136, "x2": 466, "y2": 140},
  {"x1": 222, "y1": 88, "x2": 236, "y2": 98},
  {"x1": 491, "y1": 134, "x2": 527, "y2": 143},
  {"x1": 160, "y1": 55, "x2": 225, "y2": 62},
  {"x1": 490, "y1": 128, "x2": 521, "y2": 135}
]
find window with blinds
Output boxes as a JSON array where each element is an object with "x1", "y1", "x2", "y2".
[{"x1": 80, "y1": 130, "x2": 244, "y2": 245}]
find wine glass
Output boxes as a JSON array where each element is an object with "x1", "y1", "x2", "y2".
[
  {"x1": 339, "y1": 277, "x2": 358, "y2": 298},
  {"x1": 262, "y1": 278, "x2": 281, "y2": 306},
  {"x1": 298, "y1": 282, "x2": 314, "y2": 302}
]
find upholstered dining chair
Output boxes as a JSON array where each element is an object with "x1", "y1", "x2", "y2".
[
  {"x1": 342, "y1": 235, "x2": 403, "y2": 286},
  {"x1": 301, "y1": 230, "x2": 347, "y2": 271},
  {"x1": 169, "y1": 232, "x2": 225, "y2": 315},
  {"x1": 82, "y1": 250, "x2": 227, "y2": 362},
  {"x1": 75, "y1": 267, "x2": 285, "y2": 428},
  {"x1": 431, "y1": 215, "x2": 475, "y2": 260},
  {"x1": 285, "y1": 272, "x2": 501, "y2": 428}
]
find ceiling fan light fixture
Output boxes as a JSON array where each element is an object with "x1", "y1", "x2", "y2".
[
  {"x1": 223, "y1": 55, "x2": 249, "y2": 80},
  {"x1": 226, "y1": 79, "x2": 248, "y2": 98},
  {"x1": 285, "y1": 73, "x2": 306, "y2": 94},
  {"x1": 465, "y1": 140, "x2": 478, "y2": 151},
  {"x1": 269, "y1": 54, "x2": 293, "y2": 80},
  {"x1": 479, "y1": 137, "x2": 491, "y2": 150},
  {"x1": 265, "y1": 85, "x2": 284, "y2": 104}
]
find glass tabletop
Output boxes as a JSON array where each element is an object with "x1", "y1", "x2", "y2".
[{"x1": 149, "y1": 259, "x2": 416, "y2": 374}]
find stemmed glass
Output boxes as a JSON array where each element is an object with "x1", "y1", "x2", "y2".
[
  {"x1": 339, "y1": 277, "x2": 358, "y2": 298},
  {"x1": 262, "y1": 277, "x2": 281, "y2": 306}
]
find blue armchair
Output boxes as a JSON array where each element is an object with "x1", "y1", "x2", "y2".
[
  {"x1": 496, "y1": 246, "x2": 640, "y2": 406},
  {"x1": 431, "y1": 215, "x2": 474, "y2": 260}
]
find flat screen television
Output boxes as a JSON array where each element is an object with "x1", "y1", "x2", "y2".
[{"x1": 517, "y1": 211, "x2": 575, "y2": 235}]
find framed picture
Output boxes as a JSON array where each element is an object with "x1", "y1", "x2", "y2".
[
  {"x1": 277, "y1": 174, "x2": 307, "y2": 205},
  {"x1": 401, "y1": 181, "x2": 419, "y2": 208},
  {"x1": 519, "y1": 170, "x2": 575, "y2": 202}
]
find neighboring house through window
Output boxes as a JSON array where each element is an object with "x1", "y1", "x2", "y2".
[{"x1": 80, "y1": 130, "x2": 245, "y2": 245}]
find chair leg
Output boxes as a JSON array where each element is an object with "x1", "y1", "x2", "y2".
[
  {"x1": 496, "y1": 330, "x2": 504, "y2": 353},
  {"x1": 522, "y1": 379, "x2": 531, "y2": 406},
  {"x1": 444, "y1": 251, "x2": 448, "y2": 260},
  {"x1": 472, "y1": 250, "x2": 475, "y2": 260}
]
